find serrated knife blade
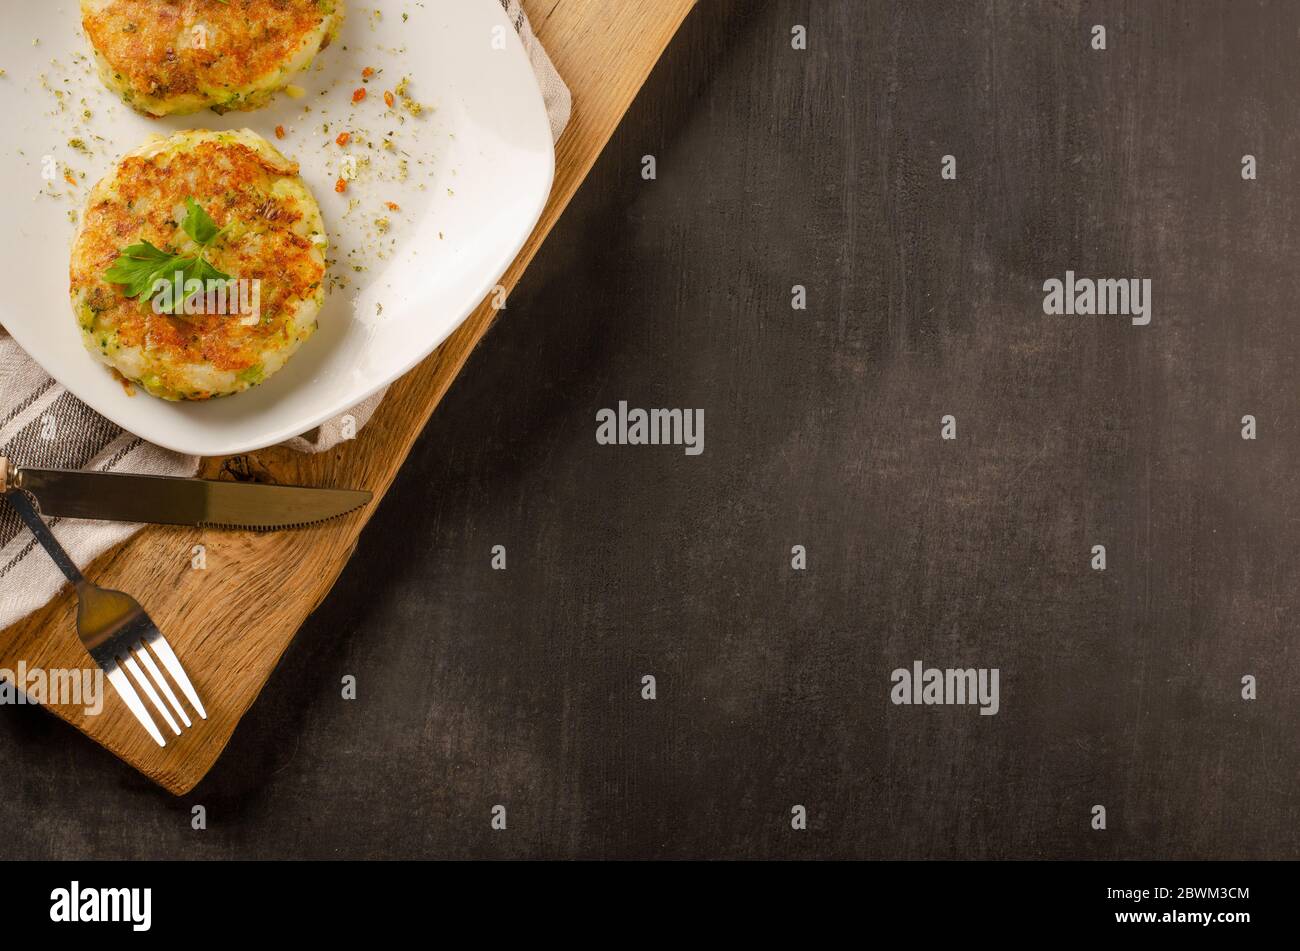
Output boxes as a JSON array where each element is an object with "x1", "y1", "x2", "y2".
[{"x1": 0, "y1": 458, "x2": 370, "y2": 530}]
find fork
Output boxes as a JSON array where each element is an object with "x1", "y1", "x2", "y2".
[{"x1": 4, "y1": 488, "x2": 206, "y2": 747}]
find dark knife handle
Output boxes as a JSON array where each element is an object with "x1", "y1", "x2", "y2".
[{"x1": 3, "y1": 489, "x2": 86, "y2": 588}]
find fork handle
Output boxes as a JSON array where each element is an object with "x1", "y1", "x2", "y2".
[{"x1": 4, "y1": 489, "x2": 86, "y2": 588}]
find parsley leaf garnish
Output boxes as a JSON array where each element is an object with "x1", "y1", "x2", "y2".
[
  {"x1": 103, "y1": 199, "x2": 234, "y2": 315},
  {"x1": 181, "y1": 197, "x2": 223, "y2": 244},
  {"x1": 102, "y1": 240, "x2": 177, "y2": 299}
]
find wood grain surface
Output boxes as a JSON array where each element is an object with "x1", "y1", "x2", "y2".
[{"x1": 0, "y1": 0, "x2": 698, "y2": 795}]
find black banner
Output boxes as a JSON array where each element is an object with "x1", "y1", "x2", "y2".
[{"x1": 0, "y1": 860, "x2": 1284, "y2": 939}]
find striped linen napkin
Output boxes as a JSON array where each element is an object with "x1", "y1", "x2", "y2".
[{"x1": 0, "y1": 0, "x2": 569, "y2": 629}]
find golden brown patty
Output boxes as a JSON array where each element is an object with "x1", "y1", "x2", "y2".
[
  {"x1": 81, "y1": 0, "x2": 344, "y2": 116},
  {"x1": 70, "y1": 129, "x2": 328, "y2": 401}
]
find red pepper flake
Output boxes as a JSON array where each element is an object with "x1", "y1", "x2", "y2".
[
  {"x1": 63, "y1": 171, "x2": 77, "y2": 187},
  {"x1": 383, "y1": 90, "x2": 395, "y2": 109},
  {"x1": 335, "y1": 178, "x2": 347, "y2": 194},
  {"x1": 362, "y1": 67, "x2": 375, "y2": 80},
  {"x1": 336, "y1": 131, "x2": 351, "y2": 146},
  {"x1": 274, "y1": 125, "x2": 286, "y2": 139},
  {"x1": 352, "y1": 87, "x2": 367, "y2": 103},
  {"x1": 385, "y1": 201, "x2": 401, "y2": 211}
]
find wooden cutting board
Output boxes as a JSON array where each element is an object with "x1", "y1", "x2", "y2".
[{"x1": 0, "y1": 0, "x2": 697, "y2": 795}]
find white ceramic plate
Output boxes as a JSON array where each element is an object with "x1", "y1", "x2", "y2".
[{"x1": 0, "y1": 0, "x2": 554, "y2": 456}]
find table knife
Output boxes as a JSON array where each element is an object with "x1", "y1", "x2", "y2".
[{"x1": 0, "y1": 457, "x2": 370, "y2": 530}]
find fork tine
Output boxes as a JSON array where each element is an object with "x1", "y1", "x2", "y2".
[
  {"x1": 123, "y1": 655, "x2": 181, "y2": 736},
  {"x1": 148, "y1": 635, "x2": 207, "y2": 720},
  {"x1": 136, "y1": 645, "x2": 192, "y2": 728},
  {"x1": 105, "y1": 664, "x2": 166, "y2": 747}
]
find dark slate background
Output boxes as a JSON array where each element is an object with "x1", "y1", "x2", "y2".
[{"x1": 2, "y1": 0, "x2": 1297, "y2": 860}]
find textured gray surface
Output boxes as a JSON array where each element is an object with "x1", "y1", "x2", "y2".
[{"x1": 1, "y1": 0, "x2": 1297, "y2": 859}]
